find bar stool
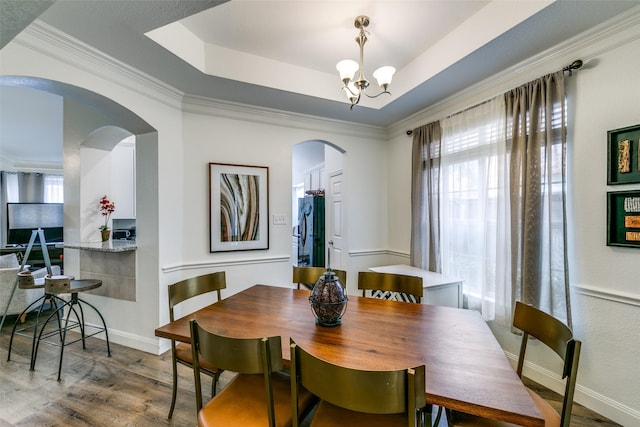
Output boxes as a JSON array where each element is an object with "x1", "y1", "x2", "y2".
[
  {"x1": 7, "y1": 270, "x2": 67, "y2": 369},
  {"x1": 9, "y1": 276, "x2": 111, "y2": 380}
]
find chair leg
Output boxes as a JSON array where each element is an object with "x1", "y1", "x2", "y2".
[
  {"x1": 167, "y1": 358, "x2": 179, "y2": 419},
  {"x1": 420, "y1": 404, "x2": 433, "y2": 427},
  {"x1": 433, "y1": 406, "x2": 443, "y2": 426},
  {"x1": 56, "y1": 304, "x2": 77, "y2": 381},
  {"x1": 7, "y1": 294, "x2": 47, "y2": 362},
  {"x1": 211, "y1": 371, "x2": 222, "y2": 397},
  {"x1": 31, "y1": 300, "x2": 68, "y2": 371},
  {"x1": 76, "y1": 297, "x2": 111, "y2": 357}
]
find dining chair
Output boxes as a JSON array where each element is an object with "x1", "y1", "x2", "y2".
[
  {"x1": 293, "y1": 266, "x2": 347, "y2": 290},
  {"x1": 190, "y1": 320, "x2": 317, "y2": 427},
  {"x1": 290, "y1": 339, "x2": 428, "y2": 427},
  {"x1": 447, "y1": 301, "x2": 582, "y2": 427},
  {"x1": 167, "y1": 271, "x2": 226, "y2": 419},
  {"x1": 358, "y1": 271, "x2": 423, "y2": 303}
]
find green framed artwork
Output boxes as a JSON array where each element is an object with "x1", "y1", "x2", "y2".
[
  {"x1": 607, "y1": 124, "x2": 640, "y2": 185},
  {"x1": 607, "y1": 190, "x2": 640, "y2": 248}
]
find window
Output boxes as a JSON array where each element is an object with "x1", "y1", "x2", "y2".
[
  {"x1": 421, "y1": 90, "x2": 569, "y2": 324},
  {"x1": 44, "y1": 174, "x2": 64, "y2": 203},
  {"x1": 2, "y1": 172, "x2": 63, "y2": 203}
]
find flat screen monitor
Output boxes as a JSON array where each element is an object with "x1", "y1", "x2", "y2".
[{"x1": 6, "y1": 202, "x2": 64, "y2": 245}]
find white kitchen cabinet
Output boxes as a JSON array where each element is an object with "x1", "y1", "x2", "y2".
[
  {"x1": 111, "y1": 141, "x2": 136, "y2": 219},
  {"x1": 304, "y1": 165, "x2": 325, "y2": 192}
]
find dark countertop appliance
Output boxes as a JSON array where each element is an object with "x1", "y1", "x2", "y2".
[{"x1": 113, "y1": 227, "x2": 135, "y2": 240}]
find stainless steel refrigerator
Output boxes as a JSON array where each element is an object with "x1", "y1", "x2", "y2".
[{"x1": 297, "y1": 195, "x2": 325, "y2": 267}]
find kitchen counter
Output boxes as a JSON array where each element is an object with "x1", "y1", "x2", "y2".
[
  {"x1": 58, "y1": 240, "x2": 137, "y2": 253},
  {"x1": 57, "y1": 240, "x2": 137, "y2": 301}
]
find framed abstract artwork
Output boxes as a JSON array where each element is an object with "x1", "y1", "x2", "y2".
[
  {"x1": 209, "y1": 163, "x2": 269, "y2": 252},
  {"x1": 607, "y1": 124, "x2": 640, "y2": 185},
  {"x1": 607, "y1": 190, "x2": 640, "y2": 248}
]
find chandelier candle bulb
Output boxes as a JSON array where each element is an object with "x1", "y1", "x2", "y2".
[
  {"x1": 336, "y1": 59, "x2": 359, "y2": 82},
  {"x1": 373, "y1": 66, "x2": 396, "y2": 89}
]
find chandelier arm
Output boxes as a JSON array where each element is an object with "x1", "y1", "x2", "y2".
[
  {"x1": 342, "y1": 84, "x2": 359, "y2": 97},
  {"x1": 362, "y1": 88, "x2": 392, "y2": 99},
  {"x1": 353, "y1": 92, "x2": 362, "y2": 107}
]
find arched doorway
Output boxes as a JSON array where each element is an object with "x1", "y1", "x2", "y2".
[
  {"x1": 292, "y1": 140, "x2": 346, "y2": 271},
  {"x1": 0, "y1": 76, "x2": 156, "y2": 250},
  {"x1": 0, "y1": 76, "x2": 160, "y2": 350}
]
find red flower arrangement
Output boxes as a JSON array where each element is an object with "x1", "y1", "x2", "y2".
[{"x1": 99, "y1": 195, "x2": 116, "y2": 231}]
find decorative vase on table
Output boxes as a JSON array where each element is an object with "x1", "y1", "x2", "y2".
[
  {"x1": 101, "y1": 229, "x2": 111, "y2": 242},
  {"x1": 308, "y1": 245, "x2": 347, "y2": 326}
]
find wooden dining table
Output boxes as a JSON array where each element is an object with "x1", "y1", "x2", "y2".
[{"x1": 155, "y1": 284, "x2": 544, "y2": 426}]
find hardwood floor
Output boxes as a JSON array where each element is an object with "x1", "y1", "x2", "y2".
[{"x1": 0, "y1": 313, "x2": 621, "y2": 427}]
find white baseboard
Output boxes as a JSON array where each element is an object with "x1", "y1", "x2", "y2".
[
  {"x1": 505, "y1": 351, "x2": 640, "y2": 427},
  {"x1": 84, "y1": 322, "x2": 165, "y2": 355}
]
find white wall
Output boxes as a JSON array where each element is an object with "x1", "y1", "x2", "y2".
[
  {"x1": 177, "y1": 105, "x2": 388, "y2": 299},
  {"x1": 386, "y1": 11, "x2": 640, "y2": 426},
  {"x1": 566, "y1": 36, "x2": 640, "y2": 420},
  {"x1": 0, "y1": 86, "x2": 63, "y2": 172}
]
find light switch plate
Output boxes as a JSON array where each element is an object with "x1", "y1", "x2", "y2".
[{"x1": 272, "y1": 214, "x2": 287, "y2": 225}]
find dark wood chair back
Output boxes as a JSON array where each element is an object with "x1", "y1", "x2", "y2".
[
  {"x1": 358, "y1": 271, "x2": 423, "y2": 303},
  {"x1": 293, "y1": 266, "x2": 346, "y2": 290},
  {"x1": 513, "y1": 301, "x2": 581, "y2": 427},
  {"x1": 291, "y1": 339, "x2": 425, "y2": 427}
]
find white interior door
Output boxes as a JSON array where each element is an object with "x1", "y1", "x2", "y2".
[{"x1": 327, "y1": 170, "x2": 344, "y2": 269}]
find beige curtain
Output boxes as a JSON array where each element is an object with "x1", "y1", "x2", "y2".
[
  {"x1": 505, "y1": 71, "x2": 571, "y2": 327},
  {"x1": 410, "y1": 122, "x2": 441, "y2": 272}
]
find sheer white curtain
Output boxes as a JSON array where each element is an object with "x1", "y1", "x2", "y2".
[{"x1": 439, "y1": 97, "x2": 512, "y2": 324}]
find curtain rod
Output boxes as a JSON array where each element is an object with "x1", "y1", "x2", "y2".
[{"x1": 406, "y1": 59, "x2": 583, "y2": 136}]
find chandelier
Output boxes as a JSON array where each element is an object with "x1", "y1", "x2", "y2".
[{"x1": 336, "y1": 15, "x2": 396, "y2": 109}]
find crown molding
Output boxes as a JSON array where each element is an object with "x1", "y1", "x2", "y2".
[
  {"x1": 182, "y1": 94, "x2": 386, "y2": 141},
  {"x1": 15, "y1": 20, "x2": 184, "y2": 111},
  {"x1": 388, "y1": 4, "x2": 640, "y2": 138},
  {"x1": 15, "y1": 21, "x2": 386, "y2": 141},
  {"x1": 0, "y1": 154, "x2": 62, "y2": 173}
]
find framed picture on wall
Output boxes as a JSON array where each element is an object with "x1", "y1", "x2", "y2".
[
  {"x1": 607, "y1": 124, "x2": 640, "y2": 185},
  {"x1": 607, "y1": 190, "x2": 640, "y2": 248},
  {"x1": 209, "y1": 163, "x2": 269, "y2": 252}
]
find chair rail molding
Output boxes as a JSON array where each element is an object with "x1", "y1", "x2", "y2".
[
  {"x1": 161, "y1": 255, "x2": 291, "y2": 274},
  {"x1": 572, "y1": 284, "x2": 640, "y2": 307},
  {"x1": 348, "y1": 249, "x2": 409, "y2": 258}
]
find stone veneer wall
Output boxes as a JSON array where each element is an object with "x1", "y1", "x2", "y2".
[{"x1": 79, "y1": 251, "x2": 135, "y2": 301}]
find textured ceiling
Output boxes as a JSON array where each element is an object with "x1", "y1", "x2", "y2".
[{"x1": 0, "y1": 0, "x2": 54, "y2": 49}]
